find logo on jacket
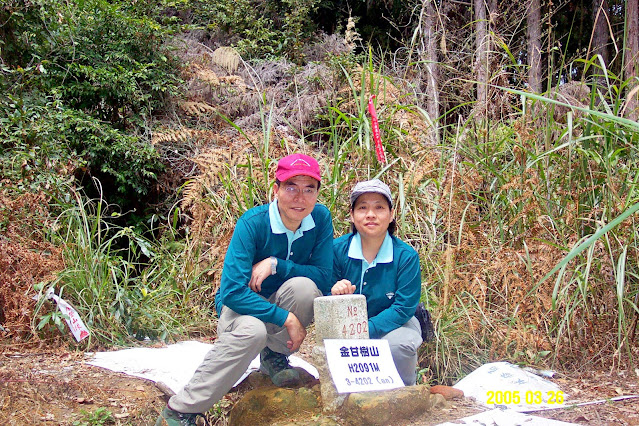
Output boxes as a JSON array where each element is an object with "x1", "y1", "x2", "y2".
[{"x1": 386, "y1": 292, "x2": 394, "y2": 299}]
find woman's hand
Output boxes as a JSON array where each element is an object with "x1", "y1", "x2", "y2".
[{"x1": 331, "y1": 279, "x2": 356, "y2": 295}]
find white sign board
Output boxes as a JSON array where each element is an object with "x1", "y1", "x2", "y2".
[{"x1": 324, "y1": 339, "x2": 404, "y2": 393}]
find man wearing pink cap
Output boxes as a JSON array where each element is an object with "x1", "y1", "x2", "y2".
[{"x1": 157, "y1": 154, "x2": 333, "y2": 425}]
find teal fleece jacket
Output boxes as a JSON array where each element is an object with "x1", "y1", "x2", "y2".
[
  {"x1": 215, "y1": 203, "x2": 333, "y2": 327},
  {"x1": 332, "y1": 233, "x2": 422, "y2": 339}
]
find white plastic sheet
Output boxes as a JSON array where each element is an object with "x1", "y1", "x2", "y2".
[
  {"x1": 434, "y1": 362, "x2": 578, "y2": 425},
  {"x1": 453, "y1": 361, "x2": 565, "y2": 412},
  {"x1": 86, "y1": 340, "x2": 318, "y2": 394}
]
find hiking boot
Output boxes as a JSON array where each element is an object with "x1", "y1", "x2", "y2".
[
  {"x1": 260, "y1": 346, "x2": 301, "y2": 387},
  {"x1": 155, "y1": 406, "x2": 200, "y2": 426}
]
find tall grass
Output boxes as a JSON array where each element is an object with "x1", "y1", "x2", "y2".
[
  {"x1": 307, "y1": 50, "x2": 639, "y2": 383},
  {"x1": 434, "y1": 51, "x2": 639, "y2": 377},
  {"x1": 33, "y1": 185, "x2": 215, "y2": 347}
]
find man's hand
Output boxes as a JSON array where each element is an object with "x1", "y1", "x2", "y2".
[
  {"x1": 249, "y1": 257, "x2": 273, "y2": 292},
  {"x1": 331, "y1": 279, "x2": 356, "y2": 295},
  {"x1": 283, "y1": 312, "x2": 307, "y2": 352}
]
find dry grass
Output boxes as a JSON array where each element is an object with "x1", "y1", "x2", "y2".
[
  {"x1": 0, "y1": 189, "x2": 65, "y2": 348},
  {"x1": 164, "y1": 44, "x2": 639, "y2": 374},
  {"x1": 428, "y1": 134, "x2": 637, "y2": 371}
]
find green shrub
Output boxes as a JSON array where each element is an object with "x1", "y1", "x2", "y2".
[
  {"x1": 34, "y1": 0, "x2": 179, "y2": 127},
  {"x1": 0, "y1": 95, "x2": 82, "y2": 200},
  {"x1": 72, "y1": 407, "x2": 114, "y2": 426},
  {"x1": 0, "y1": 95, "x2": 163, "y2": 200},
  {"x1": 185, "y1": 0, "x2": 320, "y2": 61},
  {"x1": 1, "y1": 0, "x2": 179, "y2": 202}
]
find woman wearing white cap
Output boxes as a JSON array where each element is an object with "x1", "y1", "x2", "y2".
[{"x1": 331, "y1": 179, "x2": 423, "y2": 386}]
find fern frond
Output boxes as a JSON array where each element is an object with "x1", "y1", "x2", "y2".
[
  {"x1": 212, "y1": 47, "x2": 241, "y2": 74},
  {"x1": 180, "y1": 101, "x2": 216, "y2": 116}
]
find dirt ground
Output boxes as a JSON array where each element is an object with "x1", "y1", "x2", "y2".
[{"x1": 2, "y1": 337, "x2": 639, "y2": 426}]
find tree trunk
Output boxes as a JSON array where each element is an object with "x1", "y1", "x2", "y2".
[
  {"x1": 527, "y1": 0, "x2": 543, "y2": 93},
  {"x1": 625, "y1": 0, "x2": 639, "y2": 120},
  {"x1": 421, "y1": 0, "x2": 440, "y2": 144},
  {"x1": 592, "y1": 0, "x2": 610, "y2": 67},
  {"x1": 488, "y1": 0, "x2": 497, "y2": 15},
  {"x1": 475, "y1": 0, "x2": 488, "y2": 117}
]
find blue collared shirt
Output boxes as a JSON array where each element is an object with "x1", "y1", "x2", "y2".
[
  {"x1": 215, "y1": 201, "x2": 333, "y2": 326},
  {"x1": 346, "y1": 232, "x2": 394, "y2": 290},
  {"x1": 332, "y1": 232, "x2": 422, "y2": 338}
]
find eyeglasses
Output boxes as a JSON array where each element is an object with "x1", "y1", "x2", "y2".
[{"x1": 283, "y1": 186, "x2": 318, "y2": 196}]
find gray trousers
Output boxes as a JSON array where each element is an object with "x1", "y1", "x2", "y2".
[
  {"x1": 168, "y1": 277, "x2": 322, "y2": 414},
  {"x1": 381, "y1": 316, "x2": 422, "y2": 386}
]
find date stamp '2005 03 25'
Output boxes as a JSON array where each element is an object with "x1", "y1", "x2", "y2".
[
  {"x1": 454, "y1": 362, "x2": 566, "y2": 411},
  {"x1": 486, "y1": 390, "x2": 564, "y2": 406}
]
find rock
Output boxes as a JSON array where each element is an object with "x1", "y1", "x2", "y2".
[
  {"x1": 429, "y1": 393, "x2": 451, "y2": 410},
  {"x1": 341, "y1": 385, "x2": 431, "y2": 425},
  {"x1": 228, "y1": 386, "x2": 321, "y2": 426},
  {"x1": 312, "y1": 346, "x2": 347, "y2": 412},
  {"x1": 246, "y1": 369, "x2": 319, "y2": 389},
  {"x1": 430, "y1": 385, "x2": 464, "y2": 400}
]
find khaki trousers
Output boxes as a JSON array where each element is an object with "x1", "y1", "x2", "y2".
[
  {"x1": 382, "y1": 316, "x2": 422, "y2": 386},
  {"x1": 168, "y1": 277, "x2": 321, "y2": 414}
]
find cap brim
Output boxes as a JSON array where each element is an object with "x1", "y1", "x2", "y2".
[{"x1": 350, "y1": 189, "x2": 392, "y2": 207}]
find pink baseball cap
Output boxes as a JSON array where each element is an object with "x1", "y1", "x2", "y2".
[{"x1": 275, "y1": 153, "x2": 321, "y2": 183}]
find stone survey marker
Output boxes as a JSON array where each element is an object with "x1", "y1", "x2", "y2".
[
  {"x1": 314, "y1": 294, "x2": 369, "y2": 341},
  {"x1": 312, "y1": 294, "x2": 440, "y2": 424},
  {"x1": 315, "y1": 292, "x2": 402, "y2": 394},
  {"x1": 313, "y1": 294, "x2": 369, "y2": 411}
]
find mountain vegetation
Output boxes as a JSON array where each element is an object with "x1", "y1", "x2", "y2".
[{"x1": 2, "y1": 0, "x2": 638, "y2": 396}]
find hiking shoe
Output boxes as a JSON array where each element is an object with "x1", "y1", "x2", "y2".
[
  {"x1": 260, "y1": 346, "x2": 301, "y2": 387},
  {"x1": 155, "y1": 406, "x2": 200, "y2": 426}
]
